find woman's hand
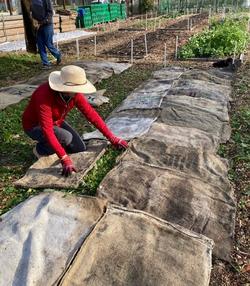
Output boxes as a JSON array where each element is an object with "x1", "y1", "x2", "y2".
[
  {"x1": 61, "y1": 155, "x2": 77, "y2": 177},
  {"x1": 110, "y1": 137, "x2": 128, "y2": 149}
]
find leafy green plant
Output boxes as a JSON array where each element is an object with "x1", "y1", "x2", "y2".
[
  {"x1": 140, "y1": 0, "x2": 155, "y2": 12},
  {"x1": 179, "y1": 16, "x2": 249, "y2": 58}
]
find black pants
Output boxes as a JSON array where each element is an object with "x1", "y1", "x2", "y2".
[{"x1": 26, "y1": 121, "x2": 86, "y2": 156}]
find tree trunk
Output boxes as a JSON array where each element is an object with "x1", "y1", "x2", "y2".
[{"x1": 21, "y1": 0, "x2": 37, "y2": 53}]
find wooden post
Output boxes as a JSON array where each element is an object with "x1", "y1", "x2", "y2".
[
  {"x1": 187, "y1": 17, "x2": 190, "y2": 30},
  {"x1": 175, "y1": 35, "x2": 179, "y2": 59},
  {"x1": 144, "y1": 33, "x2": 148, "y2": 56},
  {"x1": 145, "y1": 13, "x2": 148, "y2": 30},
  {"x1": 131, "y1": 39, "x2": 134, "y2": 64}
]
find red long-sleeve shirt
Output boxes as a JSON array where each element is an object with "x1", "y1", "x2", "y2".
[{"x1": 22, "y1": 82, "x2": 113, "y2": 158}]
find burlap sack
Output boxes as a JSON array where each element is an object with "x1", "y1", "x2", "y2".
[{"x1": 59, "y1": 205, "x2": 213, "y2": 286}]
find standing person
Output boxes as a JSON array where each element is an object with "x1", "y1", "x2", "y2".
[
  {"x1": 31, "y1": 0, "x2": 61, "y2": 69},
  {"x1": 22, "y1": 65, "x2": 128, "y2": 177}
]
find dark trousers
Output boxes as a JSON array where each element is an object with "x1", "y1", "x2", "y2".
[
  {"x1": 26, "y1": 121, "x2": 86, "y2": 156},
  {"x1": 37, "y1": 23, "x2": 61, "y2": 66}
]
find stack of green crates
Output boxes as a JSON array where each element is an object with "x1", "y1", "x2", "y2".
[
  {"x1": 109, "y1": 3, "x2": 120, "y2": 21},
  {"x1": 120, "y1": 3, "x2": 127, "y2": 19},
  {"x1": 75, "y1": 3, "x2": 127, "y2": 29},
  {"x1": 91, "y1": 4, "x2": 110, "y2": 24},
  {"x1": 83, "y1": 7, "x2": 93, "y2": 28}
]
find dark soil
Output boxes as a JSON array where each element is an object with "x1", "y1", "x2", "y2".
[{"x1": 58, "y1": 13, "x2": 209, "y2": 62}]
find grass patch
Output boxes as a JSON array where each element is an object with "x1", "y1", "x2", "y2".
[
  {"x1": 77, "y1": 147, "x2": 122, "y2": 196},
  {"x1": 0, "y1": 53, "x2": 41, "y2": 87},
  {"x1": 212, "y1": 62, "x2": 250, "y2": 285},
  {"x1": 0, "y1": 58, "x2": 158, "y2": 214}
]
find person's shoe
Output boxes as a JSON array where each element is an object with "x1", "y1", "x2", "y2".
[
  {"x1": 33, "y1": 146, "x2": 43, "y2": 159},
  {"x1": 56, "y1": 57, "x2": 62, "y2": 65},
  {"x1": 42, "y1": 64, "x2": 52, "y2": 70}
]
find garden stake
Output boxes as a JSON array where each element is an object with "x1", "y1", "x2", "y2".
[
  {"x1": 146, "y1": 13, "x2": 148, "y2": 31},
  {"x1": 144, "y1": 33, "x2": 148, "y2": 56},
  {"x1": 233, "y1": 42, "x2": 237, "y2": 64},
  {"x1": 175, "y1": 35, "x2": 179, "y2": 59},
  {"x1": 94, "y1": 35, "x2": 97, "y2": 56},
  {"x1": 56, "y1": 33, "x2": 59, "y2": 50},
  {"x1": 222, "y1": 6, "x2": 225, "y2": 20},
  {"x1": 190, "y1": 18, "x2": 193, "y2": 30},
  {"x1": 14, "y1": 38, "x2": 17, "y2": 53},
  {"x1": 2, "y1": 15, "x2": 6, "y2": 41},
  {"x1": 158, "y1": 18, "x2": 161, "y2": 29},
  {"x1": 154, "y1": 17, "x2": 157, "y2": 31},
  {"x1": 76, "y1": 39, "x2": 79, "y2": 60},
  {"x1": 240, "y1": 53, "x2": 244, "y2": 63},
  {"x1": 131, "y1": 39, "x2": 134, "y2": 64},
  {"x1": 164, "y1": 42, "x2": 167, "y2": 67},
  {"x1": 187, "y1": 17, "x2": 190, "y2": 30},
  {"x1": 109, "y1": 22, "x2": 112, "y2": 32}
]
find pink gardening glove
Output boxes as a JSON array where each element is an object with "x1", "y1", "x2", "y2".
[
  {"x1": 110, "y1": 136, "x2": 128, "y2": 149},
  {"x1": 61, "y1": 155, "x2": 77, "y2": 177}
]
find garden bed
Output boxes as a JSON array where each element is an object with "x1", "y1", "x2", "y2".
[{"x1": 0, "y1": 11, "x2": 249, "y2": 286}]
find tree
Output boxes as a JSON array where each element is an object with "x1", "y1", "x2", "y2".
[{"x1": 21, "y1": 0, "x2": 37, "y2": 53}]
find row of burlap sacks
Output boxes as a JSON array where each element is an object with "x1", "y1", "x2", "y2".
[
  {"x1": 59, "y1": 66, "x2": 236, "y2": 285},
  {"x1": 0, "y1": 66, "x2": 235, "y2": 286},
  {"x1": 92, "y1": 66, "x2": 236, "y2": 262}
]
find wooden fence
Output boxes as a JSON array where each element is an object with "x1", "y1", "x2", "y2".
[{"x1": 0, "y1": 14, "x2": 76, "y2": 43}]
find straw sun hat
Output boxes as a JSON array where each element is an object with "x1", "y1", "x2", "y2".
[{"x1": 49, "y1": 65, "x2": 96, "y2": 94}]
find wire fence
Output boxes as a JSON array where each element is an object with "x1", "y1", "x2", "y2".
[{"x1": 159, "y1": 0, "x2": 250, "y2": 14}]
